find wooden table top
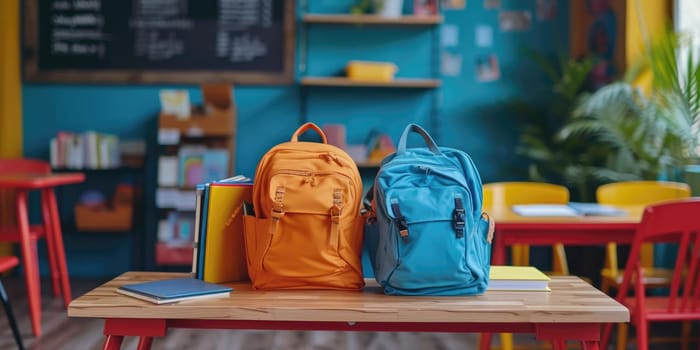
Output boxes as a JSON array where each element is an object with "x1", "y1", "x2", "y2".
[
  {"x1": 0, "y1": 172, "x2": 85, "y2": 189},
  {"x1": 484, "y1": 205, "x2": 644, "y2": 226},
  {"x1": 68, "y1": 272, "x2": 629, "y2": 324}
]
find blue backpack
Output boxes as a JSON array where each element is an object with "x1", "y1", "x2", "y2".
[{"x1": 363, "y1": 124, "x2": 494, "y2": 296}]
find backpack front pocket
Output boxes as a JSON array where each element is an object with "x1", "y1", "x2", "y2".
[
  {"x1": 382, "y1": 187, "x2": 474, "y2": 290},
  {"x1": 260, "y1": 170, "x2": 354, "y2": 278}
]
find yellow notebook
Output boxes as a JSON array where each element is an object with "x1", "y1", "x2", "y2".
[
  {"x1": 202, "y1": 181, "x2": 252, "y2": 283},
  {"x1": 488, "y1": 265, "x2": 551, "y2": 291}
]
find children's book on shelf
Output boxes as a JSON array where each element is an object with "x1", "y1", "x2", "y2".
[
  {"x1": 116, "y1": 277, "x2": 232, "y2": 304},
  {"x1": 178, "y1": 145, "x2": 207, "y2": 188},
  {"x1": 177, "y1": 146, "x2": 231, "y2": 188},
  {"x1": 50, "y1": 131, "x2": 121, "y2": 169},
  {"x1": 487, "y1": 265, "x2": 551, "y2": 292},
  {"x1": 192, "y1": 175, "x2": 253, "y2": 283}
]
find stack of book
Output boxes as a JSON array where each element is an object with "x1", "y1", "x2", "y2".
[
  {"x1": 488, "y1": 265, "x2": 551, "y2": 292},
  {"x1": 116, "y1": 277, "x2": 232, "y2": 304},
  {"x1": 192, "y1": 175, "x2": 252, "y2": 284},
  {"x1": 50, "y1": 131, "x2": 120, "y2": 169}
]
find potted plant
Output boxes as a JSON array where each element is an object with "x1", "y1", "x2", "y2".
[
  {"x1": 562, "y1": 30, "x2": 699, "y2": 184},
  {"x1": 508, "y1": 51, "x2": 597, "y2": 200}
]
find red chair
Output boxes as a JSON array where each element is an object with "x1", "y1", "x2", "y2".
[
  {"x1": 601, "y1": 198, "x2": 700, "y2": 350},
  {"x1": 0, "y1": 158, "x2": 71, "y2": 336},
  {"x1": 0, "y1": 256, "x2": 25, "y2": 350}
]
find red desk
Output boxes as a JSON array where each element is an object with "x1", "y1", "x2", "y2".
[
  {"x1": 480, "y1": 204, "x2": 642, "y2": 350},
  {"x1": 0, "y1": 172, "x2": 84, "y2": 336},
  {"x1": 68, "y1": 272, "x2": 629, "y2": 350},
  {"x1": 486, "y1": 205, "x2": 643, "y2": 266}
]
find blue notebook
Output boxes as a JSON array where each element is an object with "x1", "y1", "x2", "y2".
[{"x1": 116, "y1": 277, "x2": 232, "y2": 304}]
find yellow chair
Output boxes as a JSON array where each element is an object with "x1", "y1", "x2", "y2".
[
  {"x1": 482, "y1": 182, "x2": 571, "y2": 350},
  {"x1": 596, "y1": 180, "x2": 691, "y2": 350},
  {"x1": 483, "y1": 182, "x2": 570, "y2": 273}
]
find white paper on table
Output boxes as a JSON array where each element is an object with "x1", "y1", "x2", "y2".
[{"x1": 511, "y1": 204, "x2": 581, "y2": 217}]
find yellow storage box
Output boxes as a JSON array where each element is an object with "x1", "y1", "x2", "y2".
[{"x1": 346, "y1": 61, "x2": 398, "y2": 82}]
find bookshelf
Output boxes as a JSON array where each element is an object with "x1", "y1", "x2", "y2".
[
  {"x1": 153, "y1": 85, "x2": 236, "y2": 267},
  {"x1": 51, "y1": 157, "x2": 147, "y2": 275}
]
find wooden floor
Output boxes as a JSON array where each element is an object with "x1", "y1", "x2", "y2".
[{"x1": 0, "y1": 276, "x2": 690, "y2": 350}]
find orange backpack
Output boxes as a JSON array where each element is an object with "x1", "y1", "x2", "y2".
[{"x1": 243, "y1": 122, "x2": 365, "y2": 290}]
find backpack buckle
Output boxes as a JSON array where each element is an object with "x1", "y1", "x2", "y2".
[
  {"x1": 330, "y1": 204, "x2": 342, "y2": 224},
  {"x1": 453, "y1": 208, "x2": 465, "y2": 238},
  {"x1": 271, "y1": 206, "x2": 284, "y2": 220},
  {"x1": 398, "y1": 218, "x2": 409, "y2": 243},
  {"x1": 271, "y1": 186, "x2": 285, "y2": 222}
]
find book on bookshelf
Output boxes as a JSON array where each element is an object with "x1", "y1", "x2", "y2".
[
  {"x1": 116, "y1": 277, "x2": 232, "y2": 304},
  {"x1": 487, "y1": 265, "x2": 551, "y2": 292}
]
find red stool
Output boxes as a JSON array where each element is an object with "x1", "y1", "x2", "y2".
[{"x1": 0, "y1": 158, "x2": 84, "y2": 336}]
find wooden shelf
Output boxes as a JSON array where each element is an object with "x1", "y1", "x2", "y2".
[
  {"x1": 301, "y1": 77, "x2": 441, "y2": 88},
  {"x1": 159, "y1": 111, "x2": 234, "y2": 138},
  {"x1": 303, "y1": 14, "x2": 443, "y2": 25}
]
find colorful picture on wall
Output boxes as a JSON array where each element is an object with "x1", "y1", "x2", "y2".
[
  {"x1": 442, "y1": 0, "x2": 466, "y2": 9},
  {"x1": 441, "y1": 52, "x2": 463, "y2": 76},
  {"x1": 484, "y1": 0, "x2": 500, "y2": 9},
  {"x1": 499, "y1": 11, "x2": 532, "y2": 32},
  {"x1": 570, "y1": 0, "x2": 626, "y2": 89},
  {"x1": 414, "y1": 0, "x2": 439, "y2": 15},
  {"x1": 475, "y1": 54, "x2": 500, "y2": 82},
  {"x1": 536, "y1": 0, "x2": 557, "y2": 21}
]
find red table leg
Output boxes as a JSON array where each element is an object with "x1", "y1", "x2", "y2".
[
  {"x1": 478, "y1": 332, "x2": 493, "y2": 350},
  {"x1": 16, "y1": 191, "x2": 42, "y2": 336},
  {"x1": 46, "y1": 189, "x2": 72, "y2": 307},
  {"x1": 581, "y1": 340, "x2": 600, "y2": 350},
  {"x1": 491, "y1": 229, "x2": 506, "y2": 265},
  {"x1": 103, "y1": 335, "x2": 124, "y2": 350},
  {"x1": 552, "y1": 339, "x2": 566, "y2": 350},
  {"x1": 40, "y1": 189, "x2": 60, "y2": 298},
  {"x1": 137, "y1": 337, "x2": 154, "y2": 350}
]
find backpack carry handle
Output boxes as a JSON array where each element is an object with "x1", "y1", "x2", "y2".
[
  {"x1": 291, "y1": 122, "x2": 328, "y2": 144},
  {"x1": 397, "y1": 124, "x2": 442, "y2": 155}
]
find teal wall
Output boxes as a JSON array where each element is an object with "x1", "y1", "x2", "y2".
[{"x1": 22, "y1": 0, "x2": 569, "y2": 277}]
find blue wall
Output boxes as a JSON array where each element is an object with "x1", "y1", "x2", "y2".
[{"x1": 22, "y1": 0, "x2": 569, "y2": 277}]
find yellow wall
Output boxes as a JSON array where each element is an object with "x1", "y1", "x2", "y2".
[
  {"x1": 0, "y1": 0, "x2": 22, "y2": 158},
  {"x1": 626, "y1": 0, "x2": 672, "y2": 90},
  {"x1": 0, "y1": 0, "x2": 22, "y2": 257}
]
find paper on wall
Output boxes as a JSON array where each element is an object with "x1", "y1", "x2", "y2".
[
  {"x1": 441, "y1": 25, "x2": 459, "y2": 47},
  {"x1": 475, "y1": 25, "x2": 493, "y2": 47}
]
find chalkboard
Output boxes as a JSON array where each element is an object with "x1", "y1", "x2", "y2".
[{"x1": 23, "y1": 0, "x2": 295, "y2": 84}]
